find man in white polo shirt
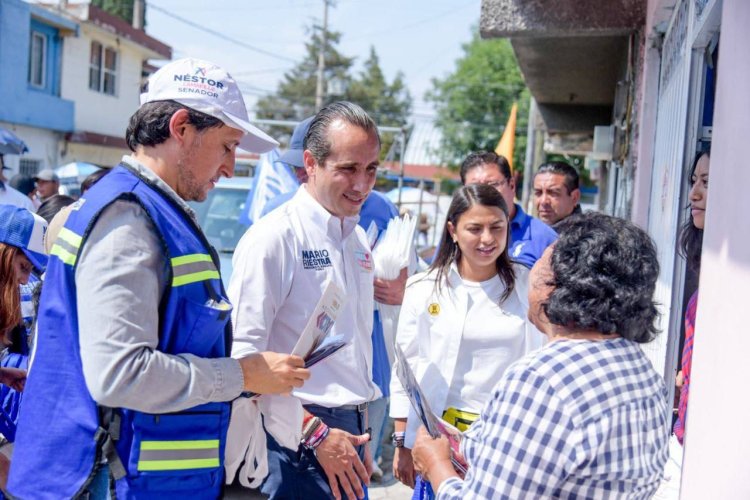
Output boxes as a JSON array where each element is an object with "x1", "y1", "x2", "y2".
[{"x1": 230, "y1": 101, "x2": 381, "y2": 500}]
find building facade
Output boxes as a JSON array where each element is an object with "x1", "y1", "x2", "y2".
[
  {"x1": 0, "y1": 0, "x2": 77, "y2": 175},
  {"x1": 0, "y1": 0, "x2": 171, "y2": 175},
  {"x1": 480, "y1": 0, "x2": 749, "y2": 496},
  {"x1": 57, "y1": 2, "x2": 171, "y2": 167}
]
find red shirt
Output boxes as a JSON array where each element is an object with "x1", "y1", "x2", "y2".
[{"x1": 673, "y1": 290, "x2": 698, "y2": 444}]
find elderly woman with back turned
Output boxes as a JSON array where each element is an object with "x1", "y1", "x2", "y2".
[{"x1": 412, "y1": 212, "x2": 670, "y2": 499}]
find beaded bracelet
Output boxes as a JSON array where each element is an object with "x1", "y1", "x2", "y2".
[
  {"x1": 301, "y1": 417, "x2": 330, "y2": 450},
  {"x1": 304, "y1": 423, "x2": 330, "y2": 450},
  {"x1": 302, "y1": 416, "x2": 322, "y2": 440}
]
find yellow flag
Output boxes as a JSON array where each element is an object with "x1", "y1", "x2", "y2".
[{"x1": 495, "y1": 102, "x2": 518, "y2": 172}]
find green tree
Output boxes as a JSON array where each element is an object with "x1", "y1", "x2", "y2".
[
  {"x1": 255, "y1": 27, "x2": 354, "y2": 143},
  {"x1": 91, "y1": 0, "x2": 140, "y2": 25},
  {"x1": 426, "y1": 34, "x2": 529, "y2": 170},
  {"x1": 255, "y1": 33, "x2": 412, "y2": 154},
  {"x1": 347, "y1": 47, "x2": 412, "y2": 159},
  {"x1": 348, "y1": 47, "x2": 411, "y2": 127}
]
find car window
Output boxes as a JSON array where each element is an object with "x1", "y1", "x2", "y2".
[{"x1": 189, "y1": 187, "x2": 249, "y2": 252}]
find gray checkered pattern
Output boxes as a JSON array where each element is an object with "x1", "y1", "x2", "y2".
[{"x1": 437, "y1": 338, "x2": 670, "y2": 499}]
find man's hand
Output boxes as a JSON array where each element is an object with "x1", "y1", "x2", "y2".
[
  {"x1": 374, "y1": 267, "x2": 408, "y2": 305},
  {"x1": 238, "y1": 352, "x2": 309, "y2": 395},
  {"x1": 0, "y1": 368, "x2": 26, "y2": 392},
  {"x1": 412, "y1": 426, "x2": 457, "y2": 488},
  {"x1": 393, "y1": 446, "x2": 416, "y2": 488},
  {"x1": 315, "y1": 428, "x2": 370, "y2": 500}
]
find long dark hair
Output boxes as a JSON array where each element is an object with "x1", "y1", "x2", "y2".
[
  {"x1": 678, "y1": 148, "x2": 710, "y2": 274},
  {"x1": 429, "y1": 183, "x2": 515, "y2": 302},
  {"x1": 0, "y1": 243, "x2": 22, "y2": 344}
]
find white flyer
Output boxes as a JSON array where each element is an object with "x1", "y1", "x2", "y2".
[{"x1": 291, "y1": 280, "x2": 346, "y2": 361}]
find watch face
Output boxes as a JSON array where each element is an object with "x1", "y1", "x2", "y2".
[{"x1": 392, "y1": 432, "x2": 405, "y2": 447}]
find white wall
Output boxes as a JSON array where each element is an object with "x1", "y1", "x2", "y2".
[
  {"x1": 0, "y1": 121, "x2": 61, "y2": 174},
  {"x1": 680, "y1": 0, "x2": 750, "y2": 497},
  {"x1": 631, "y1": 0, "x2": 674, "y2": 230},
  {"x1": 60, "y1": 23, "x2": 144, "y2": 138}
]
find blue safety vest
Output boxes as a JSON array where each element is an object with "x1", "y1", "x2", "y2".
[{"x1": 8, "y1": 165, "x2": 233, "y2": 499}]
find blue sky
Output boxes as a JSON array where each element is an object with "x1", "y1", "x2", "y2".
[{"x1": 144, "y1": 0, "x2": 483, "y2": 122}]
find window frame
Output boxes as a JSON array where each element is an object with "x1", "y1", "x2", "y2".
[
  {"x1": 102, "y1": 46, "x2": 117, "y2": 96},
  {"x1": 28, "y1": 30, "x2": 48, "y2": 89},
  {"x1": 88, "y1": 41, "x2": 118, "y2": 96},
  {"x1": 19, "y1": 159, "x2": 42, "y2": 177}
]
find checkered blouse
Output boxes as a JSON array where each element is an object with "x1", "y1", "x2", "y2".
[{"x1": 437, "y1": 337, "x2": 670, "y2": 499}]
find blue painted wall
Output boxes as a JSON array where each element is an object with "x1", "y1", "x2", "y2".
[{"x1": 0, "y1": 0, "x2": 74, "y2": 132}]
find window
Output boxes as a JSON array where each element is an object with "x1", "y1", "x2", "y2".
[
  {"x1": 28, "y1": 31, "x2": 47, "y2": 88},
  {"x1": 19, "y1": 159, "x2": 42, "y2": 177},
  {"x1": 89, "y1": 41, "x2": 117, "y2": 95}
]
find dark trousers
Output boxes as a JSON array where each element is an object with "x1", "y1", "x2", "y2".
[{"x1": 260, "y1": 404, "x2": 368, "y2": 499}]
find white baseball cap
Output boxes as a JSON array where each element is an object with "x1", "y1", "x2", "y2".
[{"x1": 140, "y1": 58, "x2": 279, "y2": 153}]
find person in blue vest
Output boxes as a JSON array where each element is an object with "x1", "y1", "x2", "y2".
[
  {"x1": 261, "y1": 117, "x2": 407, "y2": 482},
  {"x1": 0, "y1": 205, "x2": 47, "y2": 491},
  {"x1": 7, "y1": 58, "x2": 310, "y2": 499},
  {"x1": 460, "y1": 151, "x2": 557, "y2": 268}
]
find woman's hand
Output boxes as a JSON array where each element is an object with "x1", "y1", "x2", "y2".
[
  {"x1": 412, "y1": 426, "x2": 458, "y2": 489},
  {"x1": 393, "y1": 446, "x2": 416, "y2": 488},
  {"x1": 0, "y1": 367, "x2": 26, "y2": 392}
]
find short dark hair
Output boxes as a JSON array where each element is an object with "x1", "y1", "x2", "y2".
[
  {"x1": 678, "y1": 148, "x2": 710, "y2": 274},
  {"x1": 80, "y1": 168, "x2": 109, "y2": 194},
  {"x1": 37, "y1": 195, "x2": 75, "y2": 223},
  {"x1": 304, "y1": 101, "x2": 380, "y2": 164},
  {"x1": 429, "y1": 183, "x2": 515, "y2": 302},
  {"x1": 125, "y1": 100, "x2": 223, "y2": 152},
  {"x1": 8, "y1": 175, "x2": 35, "y2": 196},
  {"x1": 544, "y1": 212, "x2": 660, "y2": 343},
  {"x1": 459, "y1": 151, "x2": 511, "y2": 185},
  {"x1": 535, "y1": 161, "x2": 580, "y2": 194}
]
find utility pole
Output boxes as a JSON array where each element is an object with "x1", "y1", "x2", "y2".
[{"x1": 314, "y1": 0, "x2": 329, "y2": 111}]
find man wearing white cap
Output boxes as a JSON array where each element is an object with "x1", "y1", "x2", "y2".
[
  {"x1": 8, "y1": 58, "x2": 310, "y2": 498},
  {"x1": 32, "y1": 169, "x2": 60, "y2": 203}
]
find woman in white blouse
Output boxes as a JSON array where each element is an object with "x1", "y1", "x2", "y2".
[{"x1": 390, "y1": 183, "x2": 545, "y2": 497}]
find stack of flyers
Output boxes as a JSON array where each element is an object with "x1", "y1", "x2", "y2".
[
  {"x1": 291, "y1": 281, "x2": 348, "y2": 365},
  {"x1": 240, "y1": 282, "x2": 348, "y2": 398},
  {"x1": 394, "y1": 345, "x2": 468, "y2": 476},
  {"x1": 303, "y1": 335, "x2": 347, "y2": 368}
]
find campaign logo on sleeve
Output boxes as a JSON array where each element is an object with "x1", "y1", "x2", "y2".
[{"x1": 302, "y1": 249, "x2": 332, "y2": 270}]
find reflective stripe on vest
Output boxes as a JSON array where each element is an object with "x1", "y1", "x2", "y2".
[
  {"x1": 137, "y1": 439, "x2": 220, "y2": 471},
  {"x1": 171, "y1": 253, "x2": 220, "y2": 287},
  {"x1": 7, "y1": 165, "x2": 231, "y2": 498},
  {"x1": 50, "y1": 227, "x2": 83, "y2": 266}
]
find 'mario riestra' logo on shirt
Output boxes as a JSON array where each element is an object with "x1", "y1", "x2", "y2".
[
  {"x1": 173, "y1": 67, "x2": 225, "y2": 98},
  {"x1": 302, "y1": 249, "x2": 332, "y2": 270}
]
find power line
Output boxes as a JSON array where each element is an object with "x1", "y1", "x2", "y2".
[
  {"x1": 346, "y1": 0, "x2": 478, "y2": 41},
  {"x1": 161, "y1": 2, "x2": 321, "y2": 13},
  {"x1": 148, "y1": 3, "x2": 299, "y2": 63},
  {"x1": 233, "y1": 66, "x2": 294, "y2": 76}
]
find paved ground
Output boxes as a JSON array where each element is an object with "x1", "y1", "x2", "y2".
[{"x1": 225, "y1": 420, "x2": 412, "y2": 499}]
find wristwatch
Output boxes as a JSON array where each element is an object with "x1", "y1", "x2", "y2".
[{"x1": 391, "y1": 431, "x2": 405, "y2": 448}]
